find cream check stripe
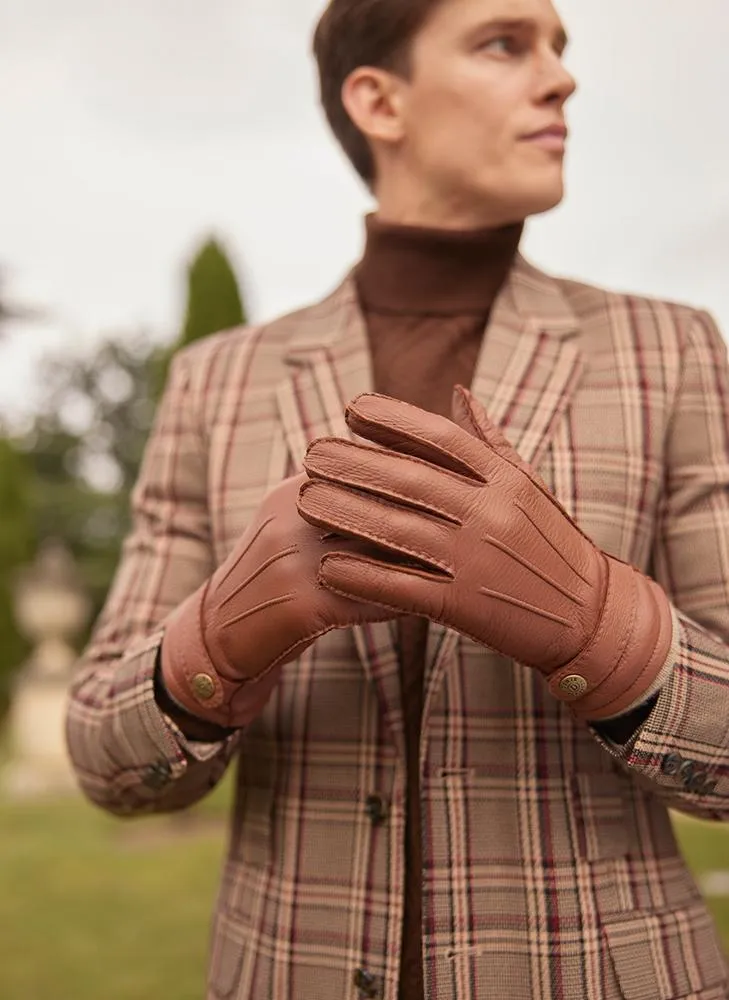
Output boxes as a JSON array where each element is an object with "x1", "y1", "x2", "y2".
[{"x1": 67, "y1": 260, "x2": 729, "y2": 999}]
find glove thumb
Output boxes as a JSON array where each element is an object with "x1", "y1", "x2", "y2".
[
  {"x1": 450, "y1": 384, "x2": 525, "y2": 464},
  {"x1": 451, "y1": 384, "x2": 554, "y2": 492}
]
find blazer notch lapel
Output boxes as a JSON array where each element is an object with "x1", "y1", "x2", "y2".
[
  {"x1": 275, "y1": 279, "x2": 405, "y2": 756},
  {"x1": 469, "y1": 255, "x2": 586, "y2": 470},
  {"x1": 422, "y1": 258, "x2": 587, "y2": 730}
]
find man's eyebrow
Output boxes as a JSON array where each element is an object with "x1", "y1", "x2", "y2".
[{"x1": 468, "y1": 18, "x2": 570, "y2": 52}]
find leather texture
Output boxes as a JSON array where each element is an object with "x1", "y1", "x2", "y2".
[
  {"x1": 298, "y1": 386, "x2": 674, "y2": 720},
  {"x1": 161, "y1": 472, "x2": 396, "y2": 727}
]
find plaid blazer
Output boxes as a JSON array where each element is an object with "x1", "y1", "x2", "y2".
[{"x1": 66, "y1": 255, "x2": 729, "y2": 1000}]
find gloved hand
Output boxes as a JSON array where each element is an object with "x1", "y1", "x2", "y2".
[
  {"x1": 161, "y1": 472, "x2": 397, "y2": 729},
  {"x1": 297, "y1": 387, "x2": 675, "y2": 721}
]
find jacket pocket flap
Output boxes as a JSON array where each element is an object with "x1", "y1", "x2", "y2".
[{"x1": 603, "y1": 903, "x2": 728, "y2": 1000}]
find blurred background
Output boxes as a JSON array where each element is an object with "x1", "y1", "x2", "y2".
[{"x1": 1, "y1": 1, "x2": 728, "y2": 997}]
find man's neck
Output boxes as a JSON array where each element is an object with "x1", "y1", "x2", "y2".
[
  {"x1": 355, "y1": 213, "x2": 523, "y2": 316},
  {"x1": 373, "y1": 179, "x2": 526, "y2": 232}
]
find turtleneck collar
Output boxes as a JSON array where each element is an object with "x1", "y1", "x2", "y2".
[{"x1": 354, "y1": 213, "x2": 523, "y2": 316}]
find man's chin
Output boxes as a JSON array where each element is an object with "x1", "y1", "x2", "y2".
[
  {"x1": 519, "y1": 183, "x2": 565, "y2": 219},
  {"x1": 465, "y1": 178, "x2": 565, "y2": 226}
]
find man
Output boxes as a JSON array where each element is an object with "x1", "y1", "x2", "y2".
[{"x1": 66, "y1": 0, "x2": 729, "y2": 997}]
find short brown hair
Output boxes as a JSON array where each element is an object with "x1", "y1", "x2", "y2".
[{"x1": 312, "y1": 0, "x2": 442, "y2": 187}]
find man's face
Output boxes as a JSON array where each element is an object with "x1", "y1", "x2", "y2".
[{"x1": 387, "y1": 0, "x2": 576, "y2": 224}]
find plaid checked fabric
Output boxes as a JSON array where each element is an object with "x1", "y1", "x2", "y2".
[{"x1": 66, "y1": 255, "x2": 729, "y2": 999}]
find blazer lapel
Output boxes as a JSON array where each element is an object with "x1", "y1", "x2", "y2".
[
  {"x1": 470, "y1": 253, "x2": 584, "y2": 467},
  {"x1": 422, "y1": 255, "x2": 587, "y2": 727},
  {"x1": 276, "y1": 278, "x2": 405, "y2": 755},
  {"x1": 277, "y1": 280, "x2": 370, "y2": 455}
]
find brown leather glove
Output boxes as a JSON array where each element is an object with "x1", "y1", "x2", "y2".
[
  {"x1": 297, "y1": 387, "x2": 675, "y2": 721},
  {"x1": 161, "y1": 472, "x2": 397, "y2": 729}
]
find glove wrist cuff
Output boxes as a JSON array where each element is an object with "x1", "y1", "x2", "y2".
[
  {"x1": 161, "y1": 583, "x2": 234, "y2": 726},
  {"x1": 547, "y1": 556, "x2": 674, "y2": 720},
  {"x1": 161, "y1": 583, "x2": 283, "y2": 729}
]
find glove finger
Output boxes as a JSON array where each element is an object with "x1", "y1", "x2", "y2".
[
  {"x1": 450, "y1": 385, "x2": 535, "y2": 474},
  {"x1": 298, "y1": 479, "x2": 456, "y2": 576},
  {"x1": 451, "y1": 385, "x2": 553, "y2": 492},
  {"x1": 344, "y1": 392, "x2": 491, "y2": 483},
  {"x1": 318, "y1": 551, "x2": 447, "y2": 620},
  {"x1": 304, "y1": 437, "x2": 468, "y2": 524}
]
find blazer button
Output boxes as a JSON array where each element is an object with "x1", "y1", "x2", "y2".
[
  {"x1": 679, "y1": 759, "x2": 697, "y2": 787},
  {"x1": 661, "y1": 753, "x2": 682, "y2": 777},
  {"x1": 365, "y1": 795, "x2": 388, "y2": 826},
  {"x1": 353, "y1": 968, "x2": 382, "y2": 998},
  {"x1": 142, "y1": 759, "x2": 172, "y2": 790},
  {"x1": 686, "y1": 769, "x2": 709, "y2": 794}
]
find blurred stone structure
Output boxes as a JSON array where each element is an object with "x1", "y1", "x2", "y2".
[{"x1": 1, "y1": 539, "x2": 91, "y2": 798}]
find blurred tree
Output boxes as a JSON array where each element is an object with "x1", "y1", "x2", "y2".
[
  {"x1": 153, "y1": 236, "x2": 246, "y2": 396},
  {"x1": 0, "y1": 238, "x2": 246, "y2": 719},
  {"x1": 0, "y1": 333, "x2": 162, "y2": 719},
  {"x1": 0, "y1": 278, "x2": 35, "y2": 718},
  {"x1": 0, "y1": 275, "x2": 38, "y2": 714},
  {"x1": 0, "y1": 438, "x2": 35, "y2": 714},
  {"x1": 180, "y1": 237, "x2": 246, "y2": 347},
  {"x1": 0, "y1": 290, "x2": 14, "y2": 328},
  {"x1": 0, "y1": 272, "x2": 43, "y2": 334},
  {"x1": 18, "y1": 334, "x2": 160, "y2": 627}
]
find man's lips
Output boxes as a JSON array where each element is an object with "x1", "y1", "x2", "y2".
[
  {"x1": 522, "y1": 124, "x2": 568, "y2": 140},
  {"x1": 521, "y1": 124, "x2": 568, "y2": 151}
]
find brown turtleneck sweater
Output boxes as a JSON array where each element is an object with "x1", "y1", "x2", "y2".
[{"x1": 354, "y1": 214, "x2": 523, "y2": 1000}]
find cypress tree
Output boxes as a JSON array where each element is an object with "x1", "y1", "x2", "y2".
[
  {"x1": 151, "y1": 237, "x2": 247, "y2": 400},
  {"x1": 179, "y1": 237, "x2": 246, "y2": 347}
]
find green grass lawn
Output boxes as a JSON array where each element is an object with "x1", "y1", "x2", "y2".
[
  {"x1": 674, "y1": 813, "x2": 729, "y2": 950},
  {"x1": 0, "y1": 779, "x2": 232, "y2": 1000},
  {"x1": 0, "y1": 781, "x2": 727, "y2": 1000}
]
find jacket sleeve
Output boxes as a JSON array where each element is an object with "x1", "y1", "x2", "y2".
[
  {"x1": 65, "y1": 349, "x2": 240, "y2": 817},
  {"x1": 592, "y1": 309, "x2": 729, "y2": 820}
]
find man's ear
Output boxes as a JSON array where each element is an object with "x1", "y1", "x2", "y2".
[{"x1": 341, "y1": 66, "x2": 406, "y2": 148}]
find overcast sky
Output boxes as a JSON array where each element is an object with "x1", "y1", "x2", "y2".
[{"x1": 1, "y1": 0, "x2": 728, "y2": 422}]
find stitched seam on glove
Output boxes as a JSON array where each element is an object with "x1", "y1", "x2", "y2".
[
  {"x1": 582, "y1": 575, "x2": 673, "y2": 717},
  {"x1": 304, "y1": 439, "x2": 469, "y2": 523},
  {"x1": 577, "y1": 573, "x2": 638, "y2": 700},
  {"x1": 547, "y1": 551, "x2": 613, "y2": 685},
  {"x1": 318, "y1": 574, "x2": 510, "y2": 657}
]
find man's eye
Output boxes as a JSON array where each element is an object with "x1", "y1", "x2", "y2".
[{"x1": 480, "y1": 36, "x2": 517, "y2": 55}]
